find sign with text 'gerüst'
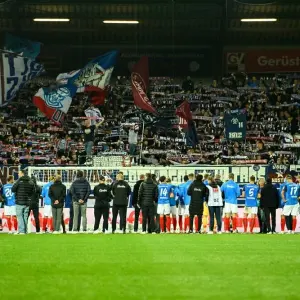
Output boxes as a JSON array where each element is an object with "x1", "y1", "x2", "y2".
[
  {"x1": 224, "y1": 109, "x2": 247, "y2": 141},
  {"x1": 0, "y1": 52, "x2": 44, "y2": 105}
]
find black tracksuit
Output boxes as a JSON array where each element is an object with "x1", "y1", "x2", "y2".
[
  {"x1": 29, "y1": 180, "x2": 41, "y2": 233},
  {"x1": 93, "y1": 183, "x2": 111, "y2": 232},
  {"x1": 187, "y1": 180, "x2": 208, "y2": 232},
  {"x1": 112, "y1": 180, "x2": 131, "y2": 233},
  {"x1": 138, "y1": 179, "x2": 158, "y2": 233},
  {"x1": 260, "y1": 183, "x2": 280, "y2": 233},
  {"x1": 132, "y1": 179, "x2": 143, "y2": 232}
]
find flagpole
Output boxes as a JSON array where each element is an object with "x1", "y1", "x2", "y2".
[{"x1": 139, "y1": 121, "x2": 145, "y2": 165}]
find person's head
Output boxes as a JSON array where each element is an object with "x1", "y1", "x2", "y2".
[
  {"x1": 151, "y1": 174, "x2": 157, "y2": 182},
  {"x1": 49, "y1": 175, "x2": 56, "y2": 182},
  {"x1": 188, "y1": 173, "x2": 194, "y2": 181},
  {"x1": 266, "y1": 178, "x2": 272, "y2": 185},
  {"x1": 183, "y1": 175, "x2": 189, "y2": 182},
  {"x1": 159, "y1": 176, "x2": 166, "y2": 183},
  {"x1": 140, "y1": 174, "x2": 145, "y2": 181},
  {"x1": 118, "y1": 173, "x2": 124, "y2": 181},
  {"x1": 55, "y1": 175, "x2": 62, "y2": 182},
  {"x1": 7, "y1": 175, "x2": 14, "y2": 184},
  {"x1": 249, "y1": 175, "x2": 255, "y2": 183},
  {"x1": 99, "y1": 175, "x2": 105, "y2": 184},
  {"x1": 258, "y1": 178, "x2": 265, "y2": 187},
  {"x1": 229, "y1": 173, "x2": 234, "y2": 180},
  {"x1": 215, "y1": 174, "x2": 221, "y2": 180},
  {"x1": 286, "y1": 174, "x2": 293, "y2": 183},
  {"x1": 18, "y1": 170, "x2": 25, "y2": 178},
  {"x1": 166, "y1": 178, "x2": 171, "y2": 184},
  {"x1": 77, "y1": 170, "x2": 84, "y2": 178},
  {"x1": 196, "y1": 174, "x2": 203, "y2": 182},
  {"x1": 204, "y1": 174, "x2": 209, "y2": 180},
  {"x1": 207, "y1": 176, "x2": 214, "y2": 184},
  {"x1": 145, "y1": 173, "x2": 151, "y2": 180}
]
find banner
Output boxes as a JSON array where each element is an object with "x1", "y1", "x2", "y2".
[
  {"x1": 84, "y1": 107, "x2": 104, "y2": 126},
  {"x1": 4, "y1": 33, "x2": 41, "y2": 59},
  {"x1": 227, "y1": 50, "x2": 300, "y2": 73},
  {"x1": 224, "y1": 109, "x2": 247, "y2": 141},
  {"x1": 0, "y1": 52, "x2": 44, "y2": 105},
  {"x1": 131, "y1": 56, "x2": 157, "y2": 114}
]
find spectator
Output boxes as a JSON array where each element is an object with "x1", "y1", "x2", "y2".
[
  {"x1": 70, "y1": 170, "x2": 91, "y2": 233},
  {"x1": 138, "y1": 173, "x2": 158, "y2": 234},
  {"x1": 260, "y1": 178, "x2": 280, "y2": 234},
  {"x1": 128, "y1": 125, "x2": 138, "y2": 156},
  {"x1": 49, "y1": 175, "x2": 66, "y2": 234},
  {"x1": 111, "y1": 173, "x2": 131, "y2": 234},
  {"x1": 257, "y1": 178, "x2": 267, "y2": 234},
  {"x1": 132, "y1": 174, "x2": 145, "y2": 233},
  {"x1": 187, "y1": 174, "x2": 207, "y2": 234},
  {"x1": 12, "y1": 170, "x2": 35, "y2": 235},
  {"x1": 182, "y1": 76, "x2": 194, "y2": 93},
  {"x1": 29, "y1": 176, "x2": 42, "y2": 234},
  {"x1": 93, "y1": 175, "x2": 111, "y2": 234}
]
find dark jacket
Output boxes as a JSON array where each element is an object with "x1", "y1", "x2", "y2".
[
  {"x1": 70, "y1": 177, "x2": 91, "y2": 203},
  {"x1": 93, "y1": 183, "x2": 111, "y2": 208},
  {"x1": 260, "y1": 183, "x2": 280, "y2": 208},
  {"x1": 187, "y1": 180, "x2": 208, "y2": 214},
  {"x1": 132, "y1": 180, "x2": 144, "y2": 207},
  {"x1": 49, "y1": 180, "x2": 66, "y2": 208},
  {"x1": 30, "y1": 177, "x2": 42, "y2": 208},
  {"x1": 138, "y1": 179, "x2": 158, "y2": 207},
  {"x1": 112, "y1": 180, "x2": 131, "y2": 206},
  {"x1": 12, "y1": 175, "x2": 35, "y2": 206},
  {"x1": 215, "y1": 179, "x2": 223, "y2": 187}
]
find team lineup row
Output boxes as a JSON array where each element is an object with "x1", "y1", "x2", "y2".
[{"x1": 1, "y1": 170, "x2": 300, "y2": 235}]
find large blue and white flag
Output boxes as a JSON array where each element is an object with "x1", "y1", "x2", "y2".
[
  {"x1": 33, "y1": 84, "x2": 77, "y2": 124},
  {"x1": 0, "y1": 51, "x2": 44, "y2": 105},
  {"x1": 4, "y1": 33, "x2": 41, "y2": 59},
  {"x1": 56, "y1": 70, "x2": 80, "y2": 84},
  {"x1": 69, "y1": 50, "x2": 118, "y2": 91}
]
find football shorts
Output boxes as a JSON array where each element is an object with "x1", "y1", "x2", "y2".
[
  {"x1": 170, "y1": 206, "x2": 177, "y2": 216},
  {"x1": 4, "y1": 205, "x2": 16, "y2": 216},
  {"x1": 244, "y1": 206, "x2": 258, "y2": 215},
  {"x1": 184, "y1": 205, "x2": 190, "y2": 216},
  {"x1": 44, "y1": 205, "x2": 53, "y2": 217},
  {"x1": 283, "y1": 204, "x2": 299, "y2": 217},
  {"x1": 177, "y1": 203, "x2": 185, "y2": 216},
  {"x1": 157, "y1": 204, "x2": 171, "y2": 215},
  {"x1": 224, "y1": 203, "x2": 238, "y2": 214}
]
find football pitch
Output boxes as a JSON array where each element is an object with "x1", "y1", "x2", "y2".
[{"x1": 1, "y1": 234, "x2": 300, "y2": 300}]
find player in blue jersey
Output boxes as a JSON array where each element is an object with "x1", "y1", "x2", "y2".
[
  {"x1": 157, "y1": 176, "x2": 173, "y2": 233},
  {"x1": 41, "y1": 176, "x2": 55, "y2": 233},
  {"x1": 182, "y1": 173, "x2": 194, "y2": 233},
  {"x1": 176, "y1": 175, "x2": 188, "y2": 233},
  {"x1": 2, "y1": 176, "x2": 17, "y2": 233},
  {"x1": 241, "y1": 176, "x2": 259, "y2": 233},
  {"x1": 278, "y1": 178, "x2": 287, "y2": 233},
  {"x1": 166, "y1": 178, "x2": 177, "y2": 233},
  {"x1": 282, "y1": 175, "x2": 300, "y2": 234},
  {"x1": 221, "y1": 173, "x2": 240, "y2": 233}
]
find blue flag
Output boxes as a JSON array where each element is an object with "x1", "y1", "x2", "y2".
[
  {"x1": 4, "y1": 33, "x2": 41, "y2": 59},
  {"x1": 69, "y1": 50, "x2": 118, "y2": 89}
]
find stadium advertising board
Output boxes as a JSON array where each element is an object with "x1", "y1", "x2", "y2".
[{"x1": 226, "y1": 50, "x2": 300, "y2": 73}]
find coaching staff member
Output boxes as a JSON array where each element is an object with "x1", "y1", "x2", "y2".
[
  {"x1": 132, "y1": 174, "x2": 145, "y2": 233},
  {"x1": 93, "y1": 176, "x2": 111, "y2": 233},
  {"x1": 187, "y1": 174, "x2": 208, "y2": 233},
  {"x1": 29, "y1": 176, "x2": 42, "y2": 233},
  {"x1": 12, "y1": 170, "x2": 35, "y2": 235},
  {"x1": 49, "y1": 175, "x2": 66, "y2": 234},
  {"x1": 138, "y1": 173, "x2": 158, "y2": 234},
  {"x1": 70, "y1": 170, "x2": 91, "y2": 233},
  {"x1": 112, "y1": 173, "x2": 131, "y2": 234}
]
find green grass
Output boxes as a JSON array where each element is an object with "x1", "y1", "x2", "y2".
[{"x1": 1, "y1": 234, "x2": 300, "y2": 300}]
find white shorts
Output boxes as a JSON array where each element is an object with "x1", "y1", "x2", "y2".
[
  {"x1": 4, "y1": 205, "x2": 16, "y2": 216},
  {"x1": 283, "y1": 204, "x2": 299, "y2": 216},
  {"x1": 224, "y1": 203, "x2": 238, "y2": 214},
  {"x1": 184, "y1": 205, "x2": 190, "y2": 216},
  {"x1": 177, "y1": 204, "x2": 185, "y2": 215},
  {"x1": 157, "y1": 204, "x2": 170, "y2": 215},
  {"x1": 244, "y1": 207, "x2": 258, "y2": 215},
  {"x1": 44, "y1": 205, "x2": 52, "y2": 217},
  {"x1": 170, "y1": 206, "x2": 177, "y2": 216}
]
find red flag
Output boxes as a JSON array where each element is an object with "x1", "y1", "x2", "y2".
[
  {"x1": 84, "y1": 85, "x2": 106, "y2": 106},
  {"x1": 176, "y1": 100, "x2": 192, "y2": 128},
  {"x1": 131, "y1": 56, "x2": 157, "y2": 114}
]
